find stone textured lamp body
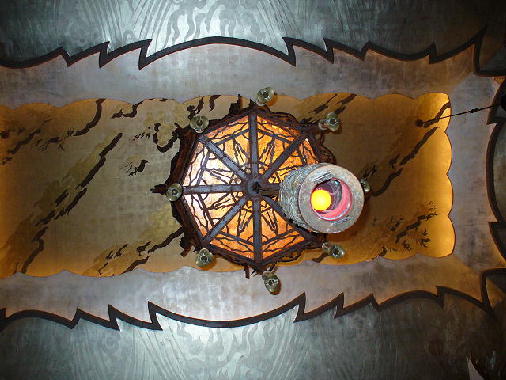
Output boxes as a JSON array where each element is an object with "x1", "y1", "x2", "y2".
[{"x1": 279, "y1": 163, "x2": 364, "y2": 233}]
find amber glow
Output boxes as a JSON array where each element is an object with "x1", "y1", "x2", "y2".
[
  {"x1": 0, "y1": 93, "x2": 455, "y2": 278},
  {"x1": 192, "y1": 116, "x2": 312, "y2": 261},
  {"x1": 311, "y1": 189, "x2": 332, "y2": 211}
]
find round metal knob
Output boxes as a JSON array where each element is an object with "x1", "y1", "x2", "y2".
[
  {"x1": 196, "y1": 248, "x2": 214, "y2": 267},
  {"x1": 322, "y1": 242, "x2": 346, "y2": 258},
  {"x1": 262, "y1": 271, "x2": 280, "y2": 294},
  {"x1": 318, "y1": 112, "x2": 341, "y2": 132},
  {"x1": 190, "y1": 115, "x2": 209, "y2": 133},
  {"x1": 165, "y1": 183, "x2": 183, "y2": 201},
  {"x1": 360, "y1": 178, "x2": 371, "y2": 193},
  {"x1": 255, "y1": 87, "x2": 275, "y2": 105}
]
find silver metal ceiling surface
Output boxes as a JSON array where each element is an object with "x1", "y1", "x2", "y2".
[
  {"x1": 0, "y1": 0, "x2": 505, "y2": 73},
  {"x1": 1, "y1": 295, "x2": 504, "y2": 380},
  {"x1": 0, "y1": 1, "x2": 506, "y2": 379}
]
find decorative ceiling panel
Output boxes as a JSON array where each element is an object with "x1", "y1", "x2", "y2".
[
  {"x1": 0, "y1": 93, "x2": 453, "y2": 278},
  {"x1": 0, "y1": 2, "x2": 505, "y2": 378},
  {"x1": 0, "y1": 23, "x2": 503, "y2": 336}
]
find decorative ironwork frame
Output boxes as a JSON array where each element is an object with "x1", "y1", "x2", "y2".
[{"x1": 167, "y1": 106, "x2": 331, "y2": 271}]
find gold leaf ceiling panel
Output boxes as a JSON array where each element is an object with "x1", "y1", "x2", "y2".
[{"x1": 0, "y1": 93, "x2": 453, "y2": 278}]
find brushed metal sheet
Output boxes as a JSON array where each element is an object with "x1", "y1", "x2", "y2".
[
  {"x1": 0, "y1": 43, "x2": 477, "y2": 108},
  {"x1": 1, "y1": 294, "x2": 504, "y2": 379},
  {"x1": 0, "y1": 255, "x2": 502, "y2": 323},
  {"x1": 0, "y1": 0, "x2": 504, "y2": 70},
  {"x1": 0, "y1": 48, "x2": 504, "y2": 321}
]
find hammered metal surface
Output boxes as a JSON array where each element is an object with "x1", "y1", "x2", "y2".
[
  {"x1": 1, "y1": 1, "x2": 506, "y2": 378},
  {"x1": 1, "y1": 295, "x2": 504, "y2": 380},
  {"x1": 0, "y1": 0, "x2": 505, "y2": 73},
  {"x1": 0, "y1": 42, "x2": 477, "y2": 108}
]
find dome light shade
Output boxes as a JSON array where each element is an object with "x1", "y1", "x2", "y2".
[{"x1": 166, "y1": 107, "x2": 328, "y2": 270}]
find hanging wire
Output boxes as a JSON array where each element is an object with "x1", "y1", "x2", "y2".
[{"x1": 416, "y1": 94, "x2": 506, "y2": 127}]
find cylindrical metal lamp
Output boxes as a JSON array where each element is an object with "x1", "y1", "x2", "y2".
[{"x1": 279, "y1": 163, "x2": 364, "y2": 233}]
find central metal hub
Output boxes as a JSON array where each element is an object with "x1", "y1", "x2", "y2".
[{"x1": 247, "y1": 179, "x2": 261, "y2": 195}]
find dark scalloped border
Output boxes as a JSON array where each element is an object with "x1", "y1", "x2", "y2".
[
  {"x1": 0, "y1": 32, "x2": 505, "y2": 331},
  {"x1": 488, "y1": 80, "x2": 506, "y2": 260},
  {"x1": 0, "y1": 27, "x2": 504, "y2": 76},
  {"x1": 1, "y1": 268, "x2": 504, "y2": 332}
]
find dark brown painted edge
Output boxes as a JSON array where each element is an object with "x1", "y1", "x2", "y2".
[
  {"x1": 1, "y1": 268, "x2": 504, "y2": 331},
  {"x1": 0, "y1": 27, "x2": 504, "y2": 76},
  {"x1": 487, "y1": 80, "x2": 506, "y2": 260},
  {"x1": 0, "y1": 32, "x2": 504, "y2": 331}
]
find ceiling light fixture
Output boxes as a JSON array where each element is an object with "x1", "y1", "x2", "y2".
[{"x1": 159, "y1": 89, "x2": 366, "y2": 292}]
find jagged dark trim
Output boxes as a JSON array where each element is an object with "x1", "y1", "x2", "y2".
[
  {"x1": 486, "y1": 121, "x2": 504, "y2": 223},
  {"x1": 486, "y1": 120, "x2": 506, "y2": 260},
  {"x1": 488, "y1": 81, "x2": 506, "y2": 125},
  {"x1": 486, "y1": 80, "x2": 506, "y2": 260},
  {"x1": 0, "y1": 27, "x2": 504, "y2": 76},
  {"x1": 1, "y1": 268, "x2": 503, "y2": 332},
  {"x1": 490, "y1": 223, "x2": 506, "y2": 261}
]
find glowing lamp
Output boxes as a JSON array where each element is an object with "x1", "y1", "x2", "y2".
[
  {"x1": 279, "y1": 163, "x2": 364, "y2": 233},
  {"x1": 311, "y1": 178, "x2": 353, "y2": 221},
  {"x1": 311, "y1": 189, "x2": 332, "y2": 211},
  {"x1": 167, "y1": 107, "x2": 327, "y2": 271},
  {"x1": 164, "y1": 103, "x2": 365, "y2": 291}
]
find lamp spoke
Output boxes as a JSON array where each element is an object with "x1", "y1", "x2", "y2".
[
  {"x1": 199, "y1": 135, "x2": 248, "y2": 180},
  {"x1": 252, "y1": 197, "x2": 262, "y2": 263},
  {"x1": 249, "y1": 112, "x2": 260, "y2": 177},
  {"x1": 184, "y1": 185, "x2": 244, "y2": 194},
  {"x1": 202, "y1": 196, "x2": 248, "y2": 244},
  {"x1": 261, "y1": 134, "x2": 307, "y2": 181}
]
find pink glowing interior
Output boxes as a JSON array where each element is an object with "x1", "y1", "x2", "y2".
[{"x1": 312, "y1": 179, "x2": 352, "y2": 221}]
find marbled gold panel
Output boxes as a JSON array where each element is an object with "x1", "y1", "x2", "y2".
[
  {"x1": 0, "y1": 94, "x2": 452, "y2": 277},
  {"x1": 271, "y1": 93, "x2": 453, "y2": 264}
]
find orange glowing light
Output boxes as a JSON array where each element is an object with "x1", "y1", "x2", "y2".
[{"x1": 311, "y1": 189, "x2": 332, "y2": 211}]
